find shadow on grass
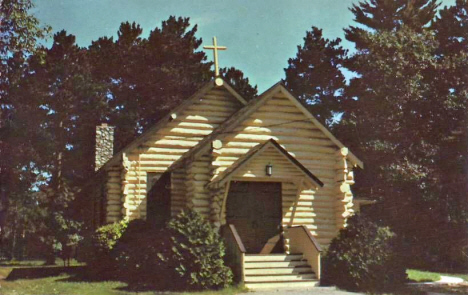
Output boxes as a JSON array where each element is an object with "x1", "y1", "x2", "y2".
[
  {"x1": 54, "y1": 270, "x2": 120, "y2": 283},
  {"x1": 56, "y1": 273, "x2": 219, "y2": 294},
  {"x1": 6, "y1": 265, "x2": 86, "y2": 281},
  {"x1": 113, "y1": 284, "x2": 240, "y2": 294},
  {"x1": 0, "y1": 259, "x2": 84, "y2": 267},
  {"x1": 0, "y1": 260, "x2": 45, "y2": 267},
  {"x1": 114, "y1": 284, "x2": 166, "y2": 293}
]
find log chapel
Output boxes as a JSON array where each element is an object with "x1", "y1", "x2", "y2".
[{"x1": 85, "y1": 37, "x2": 368, "y2": 288}]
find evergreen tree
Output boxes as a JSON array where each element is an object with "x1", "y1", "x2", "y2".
[
  {"x1": 88, "y1": 17, "x2": 212, "y2": 151},
  {"x1": 345, "y1": 0, "x2": 439, "y2": 48},
  {"x1": 284, "y1": 27, "x2": 347, "y2": 125},
  {"x1": 337, "y1": 0, "x2": 468, "y2": 269},
  {"x1": 16, "y1": 31, "x2": 108, "y2": 262},
  {"x1": 433, "y1": 1, "x2": 468, "y2": 48},
  {"x1": 0, "y1": 0, "x2": 50, "y2": 257},
  {"x1": 220, "y1": 67, "x2": 258, "y2": 101},
  {"x1": 429, "y1": 1, "x2": 468, "y2": 268}
]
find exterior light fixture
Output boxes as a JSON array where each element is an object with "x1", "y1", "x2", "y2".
[{"x1": 266, "y1": 163, "x2": 273, "y2": 176}]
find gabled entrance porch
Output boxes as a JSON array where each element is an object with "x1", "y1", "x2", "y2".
[{"x1": 210, "y1": 139, "x2": 324, "y2": 289}]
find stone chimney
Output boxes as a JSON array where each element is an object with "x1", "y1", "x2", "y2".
[{"x1": 95, "y1": 123, "x2": 115, "y2": 171}]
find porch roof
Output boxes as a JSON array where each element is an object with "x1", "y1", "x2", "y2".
[{"x1": 207, "y1": 139, "x2": 324, "y2": 189}]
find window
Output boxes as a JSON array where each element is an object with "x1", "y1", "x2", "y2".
[
  {"x1": 147, "y1": 172, "x2": 162, "y2": 192},
  {"x1": 146, "y1": 172, "x2": 171, "y2": 226}
]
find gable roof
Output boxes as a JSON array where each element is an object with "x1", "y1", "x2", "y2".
[
  {"x1": 169, "y1": 82, "x2": 363, "y2": 171},
  {"x1": 207, "y1": 139, "x2": 324, "y2": 189},
  {"x1": 98, "y1": 78, "x2": 247, "y2": 172}
]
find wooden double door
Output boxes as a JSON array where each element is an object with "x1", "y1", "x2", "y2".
[{"x1": 226, "y1": 181, "x2": 283, "y2": 253}]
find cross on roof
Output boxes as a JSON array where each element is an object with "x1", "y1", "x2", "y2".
[{"x1": 203, "y1": 36, "x2": 227, "y2": 78}]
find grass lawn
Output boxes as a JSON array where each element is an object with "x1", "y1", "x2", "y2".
[
  {"x1": 0, "y1": 259, "x2": 84, "y2": 267},
  {"x1": 0, "y1": 270, "x2": 245, "y2": 295},
  {"x1": 2, "y1": 265, "x2": 467, "y2": 295},
  {"x1": 407, "y1": 268, "x2": 468, "y2": 283},
  {"x1": 404, "y1": 269, "x2": 468, "y2": 295},
  {"x1": 407, "y1": 269, "x2": 442, "y2": 282},
  {"x1": 0, "y1": 259, "x2": 245, "y2": 295}
]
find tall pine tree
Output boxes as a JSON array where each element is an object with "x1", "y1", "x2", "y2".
[
  {"x1": 16, "y1": 31, "x2": 109, "y2": 262},
  {"x1": 0, "y1": 0, "x2": 50, "y2": 257},
  {"x1": 88, "y1": 17, "x2": 212, "y2": 151},
  {"x1": 220, "y1": 67, "x2": 258, "y2": 101},
  {"x1": 345, "y1": 0, "x2": 439, "y2": 48},
  {"x1": 337, "y1": 0, "x2": 468, "y2": 269},
  {"x1": 284, "y1": 27, "x2": 347, "y2": 126}
]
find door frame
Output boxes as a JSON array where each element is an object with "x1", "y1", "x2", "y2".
[
  {"x1": 221, "y1": 177, "x2": 305, "y2": 226},
  {"x1": 224, "y1": 180, "x2": 283, "y2": 253}
]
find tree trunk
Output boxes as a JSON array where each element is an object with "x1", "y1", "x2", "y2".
[
  {"x1": 0, "y1": 143, "x2": 12, "y2": 257},
  {"x1": 11, "y1": 214, "x2": 17, "y2": 260},
  {"x1": 46, "y1": 120, "x2": 66, "y2": 265}
]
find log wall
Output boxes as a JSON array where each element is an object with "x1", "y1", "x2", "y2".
[
  {"x1": 106, "y1": 165, "x2": 123, "y2": 223},
  {"x1": 171, "y1": 167, "x2": 187, "y2": 215},
  {"x1": 186, "y1": 152, "x2": 213, "y2": 217},
  {"x1": 105, "y1": 87, "x2": 243, "y2": 221},
  {"x1": 212, "y1": 93, "x2": 355, "y2": 246}
]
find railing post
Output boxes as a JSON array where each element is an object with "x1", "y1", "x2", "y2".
[
  {"x1": 220, "y1": 224, "x2": 246, "y2": 284},
  {"x1": 286, "y1": 226, "x2": 322, "y2": 280}
]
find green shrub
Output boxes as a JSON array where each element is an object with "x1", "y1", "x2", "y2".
[
  {"x1": 166, "y1": 210, "x2": 233, "y2": 289},
  {"x1": 82, "y1": 219, "x2": 128, "y2": 279},
  {"x1": 112, "y1": 219, "x2": 169, "y2": 286},
  {"x1": 93, "y1": 219, "x2": 128, "y2": 252},
  {"x1": 322, "y1": 215, "x2": 407, "y2": 293},
  {"x1": 113, "y1": 210, "x2": 233, "y2": 290}
]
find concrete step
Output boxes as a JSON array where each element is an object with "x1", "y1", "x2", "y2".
[
  {"x1": 245, "y1": 280, "x2": 319, "y2": 290},
  {"x1": 244, "y1": 254, "x2": 303, "y2": 262},
  {"x1": 244, "y1": 260, "x2": 309, "y2": 268},
  {"x1": 245, "y1": 266, "x2": 313, "y2": 275},
  {"x1": 245, "y1": 274, "x2": 317, "y2": 282}
]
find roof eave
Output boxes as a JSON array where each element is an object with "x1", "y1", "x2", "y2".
[
  {"x1": 98, "y1": 78, "x2": 247, "y2": 173},
  {"x1": 277, "y1": 85, "x2": 364, "y2": 169}
]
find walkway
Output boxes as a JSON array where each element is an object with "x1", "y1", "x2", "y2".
[
  {"x1": 251, "y1": 286, "x2": 364, "y2": 295},
  {"x1": 251, "y1": 275, "x2": 466, "y2": 295}
]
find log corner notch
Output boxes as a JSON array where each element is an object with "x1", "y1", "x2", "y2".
[
  {"x1": 215, "y1": 77, "x2": 224, "y2": 87},
  {"x1": 335, "y1": 147, "x2": 355, "y2": 229},
  {"x1": 212, "y1": 139, "x2": 223, "y2": 150}
]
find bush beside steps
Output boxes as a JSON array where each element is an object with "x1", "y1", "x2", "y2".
[
  {"x1": 82, "y1": 210, "x2": 233, "y2": 291},
  {"x1": 321, "y1": 215, "x2": 407, "y2": 293}
]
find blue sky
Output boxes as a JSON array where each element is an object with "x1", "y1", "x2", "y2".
[{"x1": 33, "y1": 0, "x2": 456, "y2": 92}]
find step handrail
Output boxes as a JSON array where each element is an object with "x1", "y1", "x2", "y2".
[
  {"x1": 292, "y1": 225, "x2": 322, "y2": 252},
  {"x1": 221, "y1": 224, "x2": 246, "y2": 283},
  {"x1": 285, "y1": 225, "x2": 322, "y2": 280},
  {"x1": 228, "y1": 224, "x2": 246, "y2": 253}
]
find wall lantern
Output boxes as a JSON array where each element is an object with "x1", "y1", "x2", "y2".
[{"x1": 266, "y1": 163, "x2": 273, "y2": 176}]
